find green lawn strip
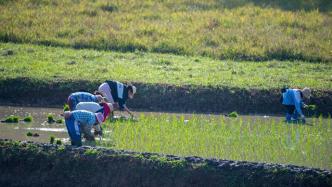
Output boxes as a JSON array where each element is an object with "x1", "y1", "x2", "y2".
[
  {"x1": 99, "y1": 114, "x2": 332, "y2": 170},
  {"x1": 1, "y1": 42, "x2": 331, "y2": 90},
  {"x1": 1, "y1": 139, "x2": 330, "y2": 186},
  {"x1": 0, "y1": 0, "x2": 331, "y2": 62}
]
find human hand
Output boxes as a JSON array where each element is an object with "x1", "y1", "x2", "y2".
[
  {"x1": 94, "y1": 130, "x2": 103, "y2": 136},
  {"x1": 94, "y1": 126, "x2": 103, "y2": 136}
]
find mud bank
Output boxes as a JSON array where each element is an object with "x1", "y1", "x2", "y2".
[
  {"x1": 0, "y1": 78, "x2": 331, "y2": 115},
  {"x1": 0, "y1": 139, "x2": 331, "y2": 187}
]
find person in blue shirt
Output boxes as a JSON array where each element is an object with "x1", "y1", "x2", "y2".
[
  {"x1": 64, "y1": 110, "x2": 104, "y2": 146},
  {"x1": 281, "y1": 87, "x2": 311, "y2": 123},
  {"x1": 67, "y1": 92, "x2": 106, "y2": 111},
  {"x1": 98, "y1": 80, "x2": 136, "y2": 117}
]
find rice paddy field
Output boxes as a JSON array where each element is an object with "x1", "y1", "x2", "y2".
[
  {"x1": 99, "y1": 114, "x2": 332, "y2": 170},
  {"x1": 0, "y1": 0, "x2": 331, "y2": 62},
  {"x1": 0, "y1": 0, "x2": 332, "y2": 174}
]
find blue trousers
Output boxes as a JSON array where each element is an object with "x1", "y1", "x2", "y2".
[
  {"x1": 284, "y1": 105, "x2": 299, "y2": 122},
  {"x1": 65, "y1": 115, "x2": 82, "y2": 146}
]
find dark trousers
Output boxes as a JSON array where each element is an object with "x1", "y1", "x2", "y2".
[
  {"x1": 283, "y1": 105, "x2": 298, "y2": 122},
  {"x1": 65, "y1": 115, "x2": 82, "y2": 146}
]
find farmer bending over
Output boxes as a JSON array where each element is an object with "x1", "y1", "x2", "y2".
[
  {"x1": 67, "y1": 91, "x2": 106, "y2": 111},
  {"x1": 64, "y1": 110, "x2": 104, "y2": 146},
  {"x1": 76, "y1": 102, "x2": 114, "y2": 135},
  {"x1": 281, "y1": 87, "x2": 311, "y2": 123},
  {"x1": 98, "y1": 80, "x2": 136, "y2": 117}
]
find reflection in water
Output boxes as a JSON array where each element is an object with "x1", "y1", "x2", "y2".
[{"x1": 25, "y1": 127, "x2": 67, "y2": 132}]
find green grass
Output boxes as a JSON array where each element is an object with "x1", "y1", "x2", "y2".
[
  {"x1": 84, "y1": 148, "x2": 100, "y2": 156},
  {"x1": 1, "y1": 42, "x2": 331, "y2": 90},
  {"x1": 0, "y1": 0, "x2": 331, "y2": 62},
  {"x1": 99, "y1": 114, "x2": 332, "y2": 170}
]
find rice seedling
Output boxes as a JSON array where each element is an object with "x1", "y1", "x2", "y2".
[
  {"x1": 56, "y1": 139, "x2": 62, "y2": 145},
  {"x1": 100, "y1": 114, "x2": 332, "y2": 170},
  {"x1": 63, "y1": 104, "x2": 70, "y2": 112},
  {"x1": 55, "y1": 119, "x2": 63, "y2": 124},
  {"x1": 3, "y1": 115, "x2": 19, "y2": 123},
  {"x1": 49, "y1": 136, "x2": 55, "y2": 144},
  {"x1": 227, "y1": 111, "x2": 238, "y2": 117},
  {"x1": 26, "y1": 132, "x2": 33, "y2": 137},
  {"x1": 47, "y1": 113, "x2": 55, "y2": 123},
  {"x1": 23, "y1": 115, "x2": 33, "y2": 122}
]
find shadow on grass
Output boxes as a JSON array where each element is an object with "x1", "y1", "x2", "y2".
[{"x1": 187, "y1": 0, "x2": 332, "y2": 12}]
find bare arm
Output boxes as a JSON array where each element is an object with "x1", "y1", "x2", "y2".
[
  {"x1": 124, "y1": 105, "x2": 134, "y2": 117},
  {"x1": 80, "y1": 125, "x2": 95, "y2": 141},
  {"x1": 93, "y1": 124, "x2": 103, "y2": 136}
]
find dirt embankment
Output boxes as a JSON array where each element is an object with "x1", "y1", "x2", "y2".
[
  {"x1": 0, "y1": 139, "x2": 331, "y2": 187},
  {"x1": 0, "y1": 78, "x2": 331, "y2": 115}
]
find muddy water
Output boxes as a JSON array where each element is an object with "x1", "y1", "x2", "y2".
[
  {"x1": 0, "y1": 105, "x2": 316, "y2": 144},
  {"x1": 0, "y1": 106, "x2": 69, "y2": 143}
]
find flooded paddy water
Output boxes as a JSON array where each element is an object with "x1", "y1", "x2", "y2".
[
  {"x1": 1, "y1": 105, "x2": 331, "y2": 169},
  {"x1": 0, "y1": 106, "x2": 68, "y2": 143}
]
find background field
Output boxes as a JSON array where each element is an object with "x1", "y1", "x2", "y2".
[
  {"x1": 1, "y1": 42, "x2": 332, "y2": 90},
  {"x1": 0, "y1": 0, "x2": 331, "y2": 62}
]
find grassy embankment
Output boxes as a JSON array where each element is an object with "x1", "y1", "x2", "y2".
[
  {"x1": 0, "y1": 0, "x2": 331, "y2": 62},
  {"x1": 99, "y1": 114, "x2": 332, "y2": 170},
  {"x1": 1, "y1": 139, "x2": 331, "y2": 186},
  {"x1": 1, "y1": 42, "x2": 331, "y2": 90}
]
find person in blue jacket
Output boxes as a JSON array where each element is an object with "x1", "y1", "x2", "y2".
[
  {"x1": 98, "y1": 80, "x2": 136, "y2": 117},
  {"x1": 281, "y1": 87, "x2": 311, "y2": 123}
]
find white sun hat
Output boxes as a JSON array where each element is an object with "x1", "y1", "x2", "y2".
[{"x1": 132, "y1": 85, "x2": 137, "y2": 94}]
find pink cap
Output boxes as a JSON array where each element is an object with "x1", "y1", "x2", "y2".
[{"x1": 95, "y1": 112, "x2": 104, "y2": 124}]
